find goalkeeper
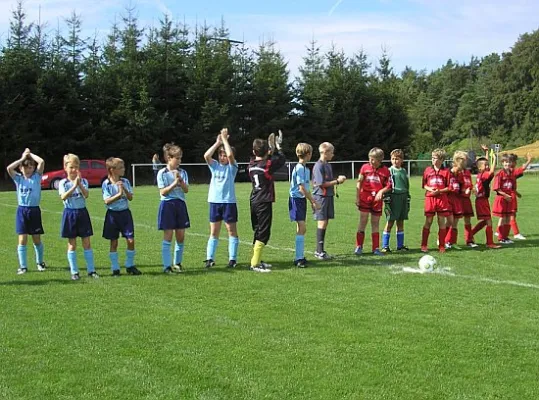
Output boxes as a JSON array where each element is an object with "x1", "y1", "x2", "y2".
[{"x1": 381, "y1": 149, "x2": 411, "y2": 252}]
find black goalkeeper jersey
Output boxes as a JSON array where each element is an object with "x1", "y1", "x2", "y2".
[{"x1": 248, "y1": 151, "x2": 286, "y2": 204}]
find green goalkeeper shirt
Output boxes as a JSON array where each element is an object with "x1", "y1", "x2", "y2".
[{"x1": 389, "y1": 166, "x2": 409, "y2": 194}]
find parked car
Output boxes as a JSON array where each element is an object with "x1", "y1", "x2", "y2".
[
  {"x1": 41, "y1": 159, "x2": 108, "y2": 190},
  {"x1": 236, "y1": 162, "x2": 291, "y2": 182}
]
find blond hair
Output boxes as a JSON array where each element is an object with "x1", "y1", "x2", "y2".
[
  {"x1": 163, "y1": 143, "x2": 182, "y2": 160},
  {"x1": 63, "y1": 153, "x2": 80, "y2": 167},
  {"x1": 452, "y1": 151, "x2": 468, "y2": 169},
  {"x1": 296, "y1": 143, "x2": 313, "y2": 158},
  {"x1": 319, "y1": 142, "x2": 334, "y2": 154},
  {"x1": 368, "y1": 147, "x2": 384, "y2": 161},
  {"x1": 390, "y1": 149, "x2": 404, "y2": 159},
  {"x1": 431, "y1": 148, "x2": 446, "y2": 160}
]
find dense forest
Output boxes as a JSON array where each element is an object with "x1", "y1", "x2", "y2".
[{"x1": 1, "y1": 1, "x2": 539, "y2": 176}]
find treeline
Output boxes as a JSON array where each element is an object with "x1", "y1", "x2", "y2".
[{"x1": 1, "y1": 1, "x2": 539, "y2": 176}]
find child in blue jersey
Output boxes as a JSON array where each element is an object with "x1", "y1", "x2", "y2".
[
  {"x1": 203, "y1": 128, "x2": 239, "y2": 268},
  {"x1": 102, "y1": 157, "x2": 141, "y2": 276},
  {"x1": 157, "y1": 143, "x2": 190, "y2": 273},
  {"x1": 59, "y1": 153, "x2": 98, "y2": 280},
  {"x1": 289, "y1": 143, "x2": 320, "y2": 268},
  {"x1": 7, "y1": 148, "x2": 47, "y2": 275}
]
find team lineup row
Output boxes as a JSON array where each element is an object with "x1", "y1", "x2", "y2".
[{"x1": 7, "y1": 131, "x2": 532, "y2": 279}]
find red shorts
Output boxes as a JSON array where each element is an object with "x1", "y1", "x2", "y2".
[
  {"x1": 358, "y1": 192, "x2": 383, "y2": 216},
  {"x1": 460, "y1": 196, "x2": 474, "y2": 217},
  {"x1": 424, "y1": 194, "x2": 450, "y2": 217},
  {"x1": 475, "y1": 197, "x2": 492, "y2": 220},
  {"x1": 492, "y1": 195, "x2": 516, "y2": 217},
  {"x1": 447, "y1": 194, "x2": 463, "y2": 217}
]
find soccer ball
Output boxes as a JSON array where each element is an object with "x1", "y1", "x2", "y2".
[{"x1": 418, "y1": 255, "x2": 437, "y2": 271}]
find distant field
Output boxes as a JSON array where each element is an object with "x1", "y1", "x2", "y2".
[{"x1": 1, "y1": 177, "x2": 539, "y2": 399}]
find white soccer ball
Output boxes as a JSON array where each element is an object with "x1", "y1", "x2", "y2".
[{"x1": 418, "y1": 255, "x2": 437, "y2": 271}]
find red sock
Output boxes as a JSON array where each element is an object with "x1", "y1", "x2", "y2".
[
  {"x1": 465, "y1": 224, "x2": 473, "y2": 243},
  {"x1": 356, "y1": 231, "x2": 365, "y2": 247},
  {"x1": 421, "y1": 227, "x2": 430, "y2": 247},
  {"x1": 372, "y1": 233, "x2": 380, "y2": 252},
  {"x1": 486, "y1": 225, "x2": 494, "y2": 245},
  {"x1": 451, "y1": 228, "x2": 458, "y2": 245},
  {"x1": 445, "y1": 227, "x2": 452, "y2": 244},
  {"x1": 504, "y1": 224, "x2": 511, "y2": 240},
  {"x1": 511, "y1": 220, "x2": 519, "y2": 235},
  {"x1": 472, "y1": 220, "x2": 487, "y2": 235},
  {"x1": 438, "y1": 228, "x2": 447, "y2": 249}
]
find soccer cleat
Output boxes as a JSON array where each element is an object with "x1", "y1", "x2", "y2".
[
  {"x1": 380, "y1": 247, "x2": 392, "y2": 253},
  {"x1": 513, "y1": 234, "x2": 526, "y2": 240},
  {"x1": 294, "y1": 258, "x2": 308, "y2": 268},
  {"x1": 17, "y1": 267, "x2": 28, "y2": 275},
  {"x1": 112, "y1": 269, "x2": 121, "y2": 277},
  {"x1": 499, "y1": 238, "x2": 514, "y2": 244},
  {"x1": 444, "y1": 243, "x2": 452, "y2": 250},
  {"x1": 494, "y1": 231, "x2": 499, "y2": 237},
  {"x1": 420, "y1": 246, "x2": 429, "y2": 253},
  {"x1": 372, "y1": 249, "x2": 385, "y2": 256},
  {"x1": 314, "y1": 251, "x2": 333, "y2": 260},
  {"x1": 396, "y1": 246, "x2": 409, "y2": 251},
  {"x1": 227, "y1": 260, "x2": 237, "y2": 268},
  {"x1": 171, "y1": 264, "x2": 184, "y2": 273},
  {"x1": 354, "y1": 246, "x2": 363, "y2": 256},
  {"x1": 36, "y1": 262, "x2": 47, "y2": 272},
  {"x1": 204, "y1": 259, "x2": 215, "y2": 269},
  {"x1": 260, "y1": 261, "x2": 272, "y2": 269},
  {"x1": 250, "y1": 265, "x2": 271, "y2": 273},
  {"x1": 88, "y1": 272, "x2": 100, "y2": 279},
  {"x1": 126, "y1": 266, "x2": 142, "y2": 275},
  {"x1": 486, "y1": 243, "x2": 502, "y2": 249},
  {"x1": 163, "y1": 266, "x2": 173, "y2": 274},
  {"x1": 466, "y1": 242, "x2": 479, "y2": 248},
  {"x1": 71, "y1": 273, "x2": 80, "y2": 281}
]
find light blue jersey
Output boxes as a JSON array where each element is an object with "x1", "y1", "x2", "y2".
[
  {"x1": 102, "y1": 177, "x2": 132, "y2": 211},
  {"x1": 12, "y1": 172, "x2": 42, "y2": 206},
  {"x1": 290, "y1": 163, "x2": 311, "y2": 199},
  {"x1": 207, "y1": 160, "x2": 238, "y2": 203},
  {"x1": 59, "y1": 178, "x2": 89, "y2": 209},
  {"x1": 157, "y1": 167, "x2": 189, "y2": 201}
]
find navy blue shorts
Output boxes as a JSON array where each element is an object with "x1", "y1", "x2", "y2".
[
  {"x1": 289, "y1": 197, "x2": 307, "y2": 222},
  {"x1": 209, "y1": 203, "x2": 238, "y2": 223},
  {"x1": 61, "y1": 208, "x2": 93, "y2": 238},
  {"x1": 16, "y1": 206, "x2": 44, "y2": 235},
  {"x1": 158, "y1": 199, "x2": 191, "y2": 230},
  {"x1": 103, "y1": 209, "x2": 135, "y2": 240}
]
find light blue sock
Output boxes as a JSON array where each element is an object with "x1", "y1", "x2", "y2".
[
  {"x1": 162, "y1": 240, "x2": 172, "y2": 270},
  {"x1": 174, "y1": 242, "x2": 184, "y2": 265},
  {"x1": 109, "y1": 252, "x2": 120, "y2": 271},
  {"x1": 295, "y1": 235, "x2": 305, "y2": 261},
  {"x1": 126, "y1": 250, "x2": 135, "y2": 268},
  {"x1": 397, "y1": 231, "x2": 405, "y2": 248},
  {"x1": 382, "y1": 231, "x2": 390, "y2": 248},
  {"x1": 17, "y1": 245, "x2": 27, "y2": 268},
  {"x1": 68, "y1": 250, "x2": 78, "y2": 274},
  {"x1": 84, "y1": 249, "x2": 95, "y2": 274},
  {"x1": 229, "y1": 236, "x2": 239, "y2": 261},
  {"x1": 206, "y1": 237, "x2": 218, "y2": 260},
  {"x1": 34, "y1": 242, "x2": 44, "y2": 264}
]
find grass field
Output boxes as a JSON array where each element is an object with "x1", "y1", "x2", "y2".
[{"x1": 1, "y1": 177, "x2": 539, "y2": 399}]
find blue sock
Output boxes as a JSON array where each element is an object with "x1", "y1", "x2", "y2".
[
  {"x1": 34, "y1": 242, "x2": 44, "y2": 264},
  {"x1": 109, "y1": 252, "x2": 120, "y2": 271},
  {"x1": 17, "y1": 245, "x2": 27, "y2": 268},
  {"x1": 397, "y1": 231, "x2": 405, "y2": 248},
  {"x1": 206, "y1": 237, "x2": 218, "y2": 260},
  {"x1": 68, "y1": 250, "x2": 78, "y2": 274},
  {"x1": 126, "y1": 250, "x2": 135, "y2": 268},
  {"x1": 162, "y1": 240, "x2": 172, "y2": 270},
  {"x1": 84, "y1": 249, "x2": 95, "y2": 274},
  {"x1": 229, "y1": 236, "x2": 239, "y2": 261},
  {"x1": 382, "y1": 231, "x2": 390, "y2": 248},
  {"x1": 295, "y1": 235, "x2": 305, "y2": 260},
  {"x1": 174, "y1": 242, "x2": 184, "y2": 265}
]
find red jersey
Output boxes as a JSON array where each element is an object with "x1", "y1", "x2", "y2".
[
  {"x1": 493, "y1": 169, "x2": 517, "y2": 196},
  {"x1": 358, "y1": 164, "x2": 391, "y2": 195},
  {"x1": 447, "y1": 170, "x2": 461, "y2": 195},
  {"x1": 475, "y1": 170, "x2": 494, "y2": 198},
  {"x1": 460, "y1": 169, "x2": 473, "y2": 198},
  {"x1": 422, "y1": 166, "x2": 450, "y2": 197}
]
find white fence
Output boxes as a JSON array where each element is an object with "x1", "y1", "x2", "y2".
[{"x1": 131, "y1": 159, "x2": 433, "y2": 187}]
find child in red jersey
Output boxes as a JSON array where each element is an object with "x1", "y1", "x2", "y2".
[
  {"x1": 421, "y1": 149, "x2": 451, "y2": 253},
  {"x1": 444, "y1": 151, "x2": 465, "y2": 249},
  {"x1": 459, "y1": 153, "x2": 476, "y2": 247},
  {"x1": 354, "y1": 147, "x2": 391, "y2": 256},
  {"x1": 470, "y1": 145, "x2": 501, "y2": 249}
]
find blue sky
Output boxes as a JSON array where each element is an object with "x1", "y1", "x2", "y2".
[{"x1": 1, "y1": 0, "x2": 538, "y2": 77}]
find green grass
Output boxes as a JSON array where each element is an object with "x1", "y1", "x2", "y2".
[{"x1": 1, "y1": 177, "x2": 539, "y2": 399}]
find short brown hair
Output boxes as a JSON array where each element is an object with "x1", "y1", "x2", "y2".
[
  {"x1": 106, "y1": 157, "x2": 124, "y2": 174},
  {"x1": 252, "y1": 139, "x2": 269, "y2": 157},
  {"x1": 390, "y1": 149, "x2": 404, "y2": 159},
  {"x1": 21, "y1": 158, "x2": 37, "y2": 168},
  {"x1": 163, "y1": 143, "x2": 182, "y2": 160},
  {"x1": 432, "y1": 149, "x2": 446, "y2": 160},
  {"x1": 368, "y1": 147, "x2": 384, "y2": 160},
  {"x1": 296, "y1": 143, "x2": 313, "y2": 158}
]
